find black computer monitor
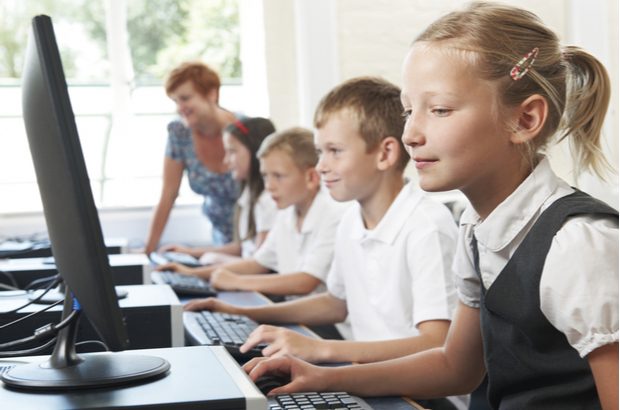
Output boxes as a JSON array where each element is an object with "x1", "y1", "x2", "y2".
[{"x1": 0, "y1": 15, "x2": 169, "y2": 390}]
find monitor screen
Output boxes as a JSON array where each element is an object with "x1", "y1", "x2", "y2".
[{"x1": 0, "y1": 15, "x2": 168, "y2": 390}]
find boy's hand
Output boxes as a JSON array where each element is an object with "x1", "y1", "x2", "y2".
[
  {"x1": 210, "y1": 269, "x2": 241, "y2": 290},
  {"x1": 243, "y1": 355, "x2": 328, "y2": 395},
  {"x1": 158, "y1": 243, "x2": 192, "y2": 254},
  {"x1": 155, "y1": 262, "x2": 194, "y2": 275},
  {"x1": 183, "y1": 297, "x2": 241, "y2": 314},
  {"x1": 241, "y1": 325, "x2": 324, "y2": 362}
]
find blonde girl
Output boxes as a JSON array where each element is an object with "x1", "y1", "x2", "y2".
[{"x1": 244, "y1": 3, "x2": 618, "y2": 409}]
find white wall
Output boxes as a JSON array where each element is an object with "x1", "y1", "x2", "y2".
[
  {"x1": 3, "y1": 0, "x2": 617, "y2": 245},
  {"x1": 260, "y1": 0, "x2": 617, "y2": 208}
]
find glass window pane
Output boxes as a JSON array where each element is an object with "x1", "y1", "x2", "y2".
[{"x1": 0, "y1": 0, "x2": 241, "y2": 214}]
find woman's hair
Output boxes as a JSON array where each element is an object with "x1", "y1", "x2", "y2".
[
  {"x1": 313, "y1": 77, "x2": 409, "y2": 172},
  {"x1": 165, "y1": 61, "x2": 221, "y2": 103},
  {"x1": 415, "y1": 2, "x2": 611, "y2": 178},
  {"x1": 225, "y1": 117, "x2": 276, "y2": 242},
  {"x1": 257, "y1": 127, "x2": 318, "y2": 170}
]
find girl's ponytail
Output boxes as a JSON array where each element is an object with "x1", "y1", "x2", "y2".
[{"x1": 560, "y1": 46, "x2": 612, "y2": 179}]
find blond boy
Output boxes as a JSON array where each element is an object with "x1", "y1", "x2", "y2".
[
  {"x1": 187, "y1": 77, "x2": 460, "y2": 365},
  {"x1": 175, "y1": 128, "x2": 345, "y2": 297}
]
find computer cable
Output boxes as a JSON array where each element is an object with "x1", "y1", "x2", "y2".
[
  {"x1": 0, "y1": 308, "x2": 79, "y2": 351},
  {"x1": 3, "y1": 275, "x2": 62, "y2": 314},
  {"x1": 0, "y1": 299, "x2": 63, "y2": 330},
  {"x1": 24, "y1": 274, "x2": 58, "y2": 291},
  {"x1": 75, "y1": 339, "x2": 110, "y2": 352},
  {"x1": 0, "y1": 337, "x2": 57, "y2": 358},
  {"x1": 0, "y1": 283, "x2": 21, "y2": 291},
  {"x1": 0, "y1": 270, "x2": 18, "y2": 289}
]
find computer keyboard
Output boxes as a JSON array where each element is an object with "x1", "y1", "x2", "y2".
[
  {"x1": 148, "y1": 251, "x2": 202, "y2": 267},
  {"x1": 269, "y1": 392, "x2": 373, "y2": 409},
  {"x1": 184, "y1": 310, "x2": 266, "y2": 361},
  {"x1": 151, "y1": 270, "x2": 217, "y2": 297}
]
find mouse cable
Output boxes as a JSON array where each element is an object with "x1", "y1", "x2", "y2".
[
  {"x1": 0, "y1": 337, "x2": 57, "y2": 358},
  {"x1": 0, "y1": 309, "x2": 80, "y2": 351}
]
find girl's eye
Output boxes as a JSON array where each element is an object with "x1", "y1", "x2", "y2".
[
  {"x1": 431, "y1": 108, "x2": 451, "y2": 117},
  {"x1": 401, "y1": 109, "x2": 412, "y2": 120}
]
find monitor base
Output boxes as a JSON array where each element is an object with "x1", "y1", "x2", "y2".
[{"x1": 1, "y1": 353, "x2": 170, "y2": 390}]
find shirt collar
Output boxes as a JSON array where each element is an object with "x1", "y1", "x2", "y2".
[
  {"x1": 460, "y1": 157, "x2": 560, "y2": 251},
  {"x1": 349, "y1": 181, "x2": 424, "y2": 244},
  {"x1": 289, "y1": 189, "x2": 327, "y2": 234}
]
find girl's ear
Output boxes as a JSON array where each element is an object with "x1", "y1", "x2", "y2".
[
  {"x1": 376, "y1": 136, "x2": 401, "y2": 171},
  {"x1": 510, "y1": 94, "x2": 548, "y2": 144}
]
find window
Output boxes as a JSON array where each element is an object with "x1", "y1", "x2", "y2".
[{"x1": 0, "y1": 0, "x2": 241, "y2": 213}]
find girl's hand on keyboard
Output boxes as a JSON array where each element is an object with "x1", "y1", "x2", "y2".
[
  {"x1": 243, "y1": 355, "x2": 329, "y2": 395},
  {"x1": 241, "y1": 325, "x2": 325, "y2": 362}
]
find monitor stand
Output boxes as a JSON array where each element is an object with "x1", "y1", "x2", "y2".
[
  {"x1": 1, "y1": 290, "x2": 169, "y2": 390},
  {"x1": 28, "y1": 284, "x2": 128, "y2": 305}
]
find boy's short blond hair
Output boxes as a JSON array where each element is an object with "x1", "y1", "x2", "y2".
[
  {"x1": 313, "y1": 77, "x2": 409, "y2": 171},
  {"x1": 257, "y1": 127, "x2": 317, "y2": 169}
]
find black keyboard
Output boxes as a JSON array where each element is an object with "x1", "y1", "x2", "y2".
[
  {"x1": 151, "y1": 270, "x2": 217, "y2": 297},
  {"x1": 269, "y1": 392, "x2": 373, "y2": 409},
  {"x1": 184, "y1": 310, "x2": 266, "y2": 361},
  {"x1": 148, "y1": 251, "x2": 202, "y2": 267}
]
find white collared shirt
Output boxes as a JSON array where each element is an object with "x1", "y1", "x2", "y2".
[
  {"x1": 455, "y1": 157, "x2": 618, "y2": 357},
  {"x1": 237, "y1": 187, "x2": 277, "y2": 258},
  {"x1": 253, "y1": 190, "x2": 348, "y2": 294},
  {"x1": 327, "y1": 181, "x2": 459, "y2": 341}
]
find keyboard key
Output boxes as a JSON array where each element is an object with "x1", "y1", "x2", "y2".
[{"x1": 269, "y1": 392, "x2": 372, "y2": 410}]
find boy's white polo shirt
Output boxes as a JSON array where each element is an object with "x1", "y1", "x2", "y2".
[
  {"x1": 253, "y1": 189, "x2": 347, "y2": 293},
  {"x1": 237, "y1": 188, "x2": 277, "y2": 258},
  {"x1": 327, "y1": 181, "x2": 459, "y2": 341}
]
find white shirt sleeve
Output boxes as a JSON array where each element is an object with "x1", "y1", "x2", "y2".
[
  {"x1": 407, "y1": 228, "x2": 458, "y2": 326},
  {"x1": 326, "y1": 224, "x2": 346, "y2": 300},
  {"x1": 297, "y1": 210, "x2": 341, "y2": 281},
  {"x1": 541, "y1": 214, "x2": 619, "y2": 357},
  {"x1": 252, "y1": 212, "x2": 283, "y2": 271},
  {"x1": 254, "y1": 192, "x2": 278, "y2": 233},
  {"x1": 326, "y1": 259, "x2": 346, "y2": 300},
  {"x1": 453, "y1": 224, "x2": 482, "y2": 308}
]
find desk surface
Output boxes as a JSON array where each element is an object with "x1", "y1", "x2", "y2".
[
  {"x1": 0, "y1": 253, "x2": 149, "y2": 271},
  {"x1": 0, "y1": 346, "x2": 266, "y2": 410}
]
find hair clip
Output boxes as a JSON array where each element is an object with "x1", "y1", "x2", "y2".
[
  {"x1": 234, "y1": 119, "x2": 249, "y2": 135},
  {"x1": 510, "y1": 47, "x2": 539, "y2": 81}
]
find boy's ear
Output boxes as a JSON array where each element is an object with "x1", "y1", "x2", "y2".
[
  {"x1": 305, "y1": 166, "x2": 320, "y2": 188},
  {"x1": 510, "y1": 94, "x2": 548, "y2": 144},
  {"x1": 376, "y1": 136, "x2": 401, "y2": 171}
]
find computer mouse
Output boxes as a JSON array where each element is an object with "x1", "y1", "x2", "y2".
[{"x1": 254, "y1": 375, "x2": 290, "y2": 395}]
